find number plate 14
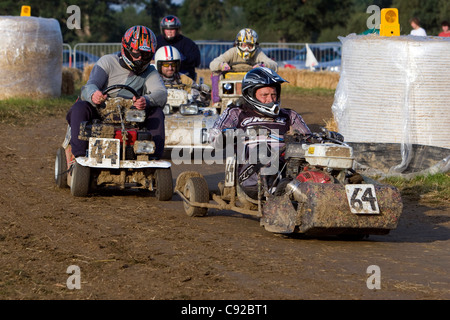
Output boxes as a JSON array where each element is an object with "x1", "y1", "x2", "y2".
[{"x1": 345, "y1": 184, "x2": 380, "y2": 214}]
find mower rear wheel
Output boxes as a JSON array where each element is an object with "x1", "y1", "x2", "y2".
[
  {"x1": 183, "y1": 176, "x2": 209, "y2": 217},
  {"x1": 55, "y1": 147, "x2": 68, "y2": 188}
]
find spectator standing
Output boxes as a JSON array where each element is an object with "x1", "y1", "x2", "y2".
[
  {"x1": 410, "y1": 17, "x2": 427, "y2": 36},
  {"x1": 438, "y1": 21, "x2": 450, "y2": 37}
]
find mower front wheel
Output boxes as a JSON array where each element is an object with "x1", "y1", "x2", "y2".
[
  {"x1": 154, "y1": 168, "x2": 173, "y2": 201},
  {"x1": 70, "y1": 162, "x2": 91, "y2": 197},
  {"x1": 183, "y1": 176, "x2": 209, "y2": 217}
]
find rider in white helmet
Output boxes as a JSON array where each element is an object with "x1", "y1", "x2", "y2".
[{"x1": 155, "y1": 45, "x2": 210, "y2": 104}]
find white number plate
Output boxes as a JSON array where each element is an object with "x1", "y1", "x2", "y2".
[
  {"x1": 225, "y1": 156, "x2": 236, "y2": 187},
  {"x1": 88, "y1": 138, "x2": 120, "y2": 168},
  {"x1": 345, "y1": 184, "x2": 380, "y2": 214}
]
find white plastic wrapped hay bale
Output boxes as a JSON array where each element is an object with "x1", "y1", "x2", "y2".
[
  {"x1": 332, "y1": 34, "x2": 450, "y2": 175},
  {"x1": 0, "y1": 16, "x2": 62, "y2": 99}
]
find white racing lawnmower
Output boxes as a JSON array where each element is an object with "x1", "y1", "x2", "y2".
[
  {"x1": 163, "y1": 84, "x2": 219, "y2": 152},
  {"x1": 55, "y1": 84, "x2": 173, "y2": 200}
]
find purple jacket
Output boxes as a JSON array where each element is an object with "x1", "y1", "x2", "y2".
[
  {"x1": 209, "y1": 101, "x2": 311, "y2": 194},
  {"x1": 210, "y1": 101, "x2": 311, "y2": 147}
]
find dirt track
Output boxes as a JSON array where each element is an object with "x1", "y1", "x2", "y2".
[{"x1": 0, "y1": 93, "x2": 448, "y2": 302}]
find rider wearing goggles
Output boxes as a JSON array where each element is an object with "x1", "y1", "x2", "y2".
[
  {"x1": 235, "y1": 28, "x2": 258, "y2": 60},
  {"x1": 161, "y1": 62, "x2": 178, "y2": 68},
  {"x1": 154, "y1": 45, "x2": 211, "y2": 105}
]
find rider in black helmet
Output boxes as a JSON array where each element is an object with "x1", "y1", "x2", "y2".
[
  {"x1": 156, "y1": 15, "x2": 201, "y2": 81},
  {"x1": 241, "y1": 66, "x2": 287, "y2": 117},
  {"x1": 210, "y1": 67, "x2": 311, "y2": 199}
]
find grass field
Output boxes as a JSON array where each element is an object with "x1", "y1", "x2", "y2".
[{"x1": 381, "y1": 173, "x2": 450, "y2": 206}]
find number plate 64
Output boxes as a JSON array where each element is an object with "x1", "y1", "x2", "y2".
[{"x1": 345, "y1": 184, "x2": 380, "y2": 214}]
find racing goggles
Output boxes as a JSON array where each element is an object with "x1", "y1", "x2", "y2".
[
  {"x1": 161, "y1": 62, "x2": 177, "y2": 68},
  {"x1": 130, "y1": 49, "x2": 153, "y2": 60},
  {"x1": 238, "y1": 42, "x2": 256, "y2": 52}
]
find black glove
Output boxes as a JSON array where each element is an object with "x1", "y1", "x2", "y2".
[{"x1": 326, "y1": 130, "x2": 344, "y2": 142}]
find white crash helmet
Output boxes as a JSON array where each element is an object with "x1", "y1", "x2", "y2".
[
  {"x1": 154, "y1": 45, "x2": 181, "y2": 73},
  {"x1": 235, "y1": 28, "x2": 258, "y2": 61}
]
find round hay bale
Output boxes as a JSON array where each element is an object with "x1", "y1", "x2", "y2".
[
  {"x1": 64, "y1": 67, "x2": 82, "y2": 83},
  {"x1": 332, "y1": 34, "x2": 450, "y2": 174},
  {"x1": 82, "y1": 64, "x2": 95, "y2": 84},
  {"x1": 61, "y1": 68, "x2": 75, "y2": 95},
  {"x1": 0, "y1": 16, "x2": 62, "y2": 99},
  {"x1": 333, "y1": 34, "x2": 450, "y2": 149},
  {"x1": 278, "y1": 68, "x2": 339, "y2": 89}
]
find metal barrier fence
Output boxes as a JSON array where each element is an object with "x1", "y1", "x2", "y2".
[
  {"x1": 62, "y1": 43, "x2": 72, "y2": 67},
  {"x1": 64, "y1": 41, "x2": 342, "y2": 72}
]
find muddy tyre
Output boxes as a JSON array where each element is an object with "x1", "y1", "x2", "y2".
[
  {"x1": 70, "y1": 162, "x2": 90, "y2": 197},
  {"x1": 155, "y1": 168, "x2": 173, "y2": 201},
  {"x1": 183, "y1": 177, "x2": 209, "y2": 217},
  {"x1": 55, "y1": 147, "x2": 68, "y2": 188}
]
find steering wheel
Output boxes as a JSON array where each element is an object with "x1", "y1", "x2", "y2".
[
  {"x1": 102, "y1": 84, "x2": 140, "y2": 99},
  {"x1": 225, "y1": 61, "x2": 254, "y2": 73}
]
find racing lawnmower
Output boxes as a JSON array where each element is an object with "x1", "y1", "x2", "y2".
[
  {"x1": 175, "y1": 128, "x2": 403, "y2": 237},
  {"x1": 163, "y1": 83, "x2": 219, "y2": 151},
  {"x1": 55, "y1": 85, "x2": 173, "y2": 200},
  {"x1": 214, "y1": 62, "x2": 254, "y2": 114}
]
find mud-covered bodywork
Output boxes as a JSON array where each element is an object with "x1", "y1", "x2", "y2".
[
  {"x1": 261, "y1": 180, "x2": 403, "y2": 235},
  {"x1": 164, "y1": 112, "x2": 219, "y2": 150},
  {"x1": 260, "y1": 135, "x2": 403, "y2": 235},
  {"x1": 163, "y1": 88, "x2": 219, "y2": 150}
]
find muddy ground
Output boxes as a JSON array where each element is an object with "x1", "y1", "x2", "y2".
[{"x1": 0, "y1": 93, "x2": 448, "y2": 303}]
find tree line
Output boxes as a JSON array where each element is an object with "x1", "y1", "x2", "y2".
[{"x1": 1, "y1": 0, "x2": 448, "y2": 45}]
